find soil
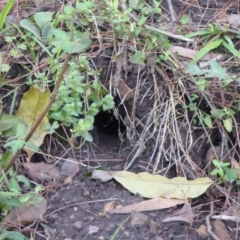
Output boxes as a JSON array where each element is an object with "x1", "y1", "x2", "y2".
[{"x1": 1, "y1": 0, "x2": 240, "y2": 239}]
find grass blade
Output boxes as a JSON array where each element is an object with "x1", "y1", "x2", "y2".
[
  {"x1": 0, "y1": 0, "x2": 14, "y2": 29},
  {"x1": 222, "y1": 41, "x2": 240, "y2": 58},
  {"x1": 110, "y1": 217, "x2": 129, "y2": 240},
  {"x1": 193, "y1": 39, "x2": 222, "y2": 63}
]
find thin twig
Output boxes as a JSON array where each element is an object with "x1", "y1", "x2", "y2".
[
  {"x1": 206, "y1": 195, "x2": 219, "y2": 240},
  {"x1": 167, "y1": 0, "x2": 176, "y2": 22}
]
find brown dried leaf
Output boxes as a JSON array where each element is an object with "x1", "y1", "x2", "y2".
[
  {"x1": 104, "y1": 201, "x2": 116, "y2": 212},
  {"x1": 232, "y1": 158, "x2": 240, "y2": 169},
  {"x1": 23, "y1": 162, "x2": 60, "y2": 182},
  {"x1": 109, "y1": 198, "x2": 185, "y2": 214},
  {"x1": 180, "y1": 200, "x2": 193, "y2": 225},
  {"x1": 162, "y1": 200, "x2": 193, "y2": 225},
  {"x1": 61, "y1": 158, "x2": 80, "y2": 177},
  {"x1": 196, "y1": 224, "x2": 209, "y2": 238},
  {"x1": 212, "y1": 220, "x2": 231, "y2": 240},
  {"x1": 117, "y1": 78, "x2": 133, "y2": 101},
  {"x1": 170, "y1": 46, "x2": 228, "y2": 61},
  {"x1": 3, "y1": 194, "x2": 47, "y2": 230},
  {"x1": 228, "y1": 14, "x2": 240, "y2": 28}
]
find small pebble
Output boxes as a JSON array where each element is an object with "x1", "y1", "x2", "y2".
[
  {"x1": 73, "y1": 221, "x2": 83, "y2": 229},
  {"x1": 88, "y1": 225, "x2": 99, "y2": 234}
]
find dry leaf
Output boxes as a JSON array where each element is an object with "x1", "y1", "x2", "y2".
[
  {"x1": 170, "y1": 46, "x2": 228, "y2": 61},
  {"x1": 212, "y1": 220, "x2": 231, "y2": 240},
  {"x1": 109, "y1": 198, "x2": 185, "y2": 214},
  {"x1": 162, "y1": 200, "x2": 193, "y2": 225},
  {"x1": 232, "y1": 158, "x2": 240, "y2": 168},
  {"x1": 63, "y1": 176, "x2": 72, "y2": 185},
  {"x1": 104, "y1": 201, "x2": 116, "y2": 212},
  {"x1": 23, "y1": 162, "x2": 60, "y2": 182},
  {"x1": 180, "y1": 200, "x2": 193, "y2": 225},
  {"x1": 3, "y1": 194, "x2": 47, "y2": 229},
  {"x1": 196, "y1": 224, "x2": 209, "y2": 238},
  {"x1": 16, "y1": 86, "x2": 50, "y2": 160},
  {"x1": 61, "y1": 158, "x2": 80, "y2": 177},
  {"x1": 92, "y1": 170, "x2": 113, "y2": 182},
  {"x1": 110, "y1": 171, "x2": 212, "y2": 199},
  {"x1": 228, "y1": 14, "x2": 240, "y2": 28},
  {"x1": 117, "y1": 78, "x2": 133, "y2": 101}
]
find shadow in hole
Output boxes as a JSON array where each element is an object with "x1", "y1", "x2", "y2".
[{"x1": 94, "y1": 110, "x2": 126, "y2": 136}]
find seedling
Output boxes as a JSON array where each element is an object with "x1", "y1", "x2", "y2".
[{"x1": 210, "y1": 159, "x2": 240, "y2": 185}]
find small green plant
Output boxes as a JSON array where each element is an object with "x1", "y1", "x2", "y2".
[
  {"x1": 14, "y1": 5, "x2": 115, "y2": 142},
  {"x1": 210, "y1": 159, "x2": 240, "y2": 185},
  {"x1": 48, "y1": 55, "x2": 114, "y2": 142},
  {"x1": 0, "y1": 53, "x2": 10, "y2": 77},
  {"x1": 0, "y1": 230, "x2": 29, "y2": 240},
  {"x1": 0, "y1": 167, "x2": 31, "y2": 215},
  {"x1": 185, "y1": 23, "x2": 240, "y2": 62},
  {"x1": 186, "y1": 60, "x2": 236, "y2": 132}
]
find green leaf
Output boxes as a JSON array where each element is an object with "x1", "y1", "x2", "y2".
[
  {"x1": 211, "y1": 108, "x2": 225, "y2": 119},
  {"x1": 203, "y1": 115, "x2": 212, "y2": 127},
  {"x1": 0, "y1": 230, "x2": 29, "y2": 240},
  {"x1": 130, "y1": 50, "x2": 146, "y2": 65},
  {"x1": 210, "y1": 169, "x2": 219, "y2": 176},
  {"x1": 82, "y1": 131, "x2": 93, "y2": 142},
  {"x1": 31, "y1": 35, "x2": 53, "y2": 56},
  {"x1": 42, "y1": 22, "x2": 53, "y2": 42},
  {"x1": 0, "y1": 0, "x2": 14, "y2": 29},
  {"x1": 103, "y1": 94, "x2": 114, "y2": 111},
  {"x1": 179, "y1": 15, "x2": 189, "y2": 24},
  {"x1": 71, "y1": 38, "x2": 92, "y2": 53},
  {"x1": 187, "y1": 63, "x2": 206, "y2": 75},
  {"x1": 193, "y1": 39, "x2": 222, "y2": 63},
  {"x1": 222, "y1": 41, "x2": 240, "y2": 58},
  {"x1": 223, "y1": 35, "x2": 234, "y2": 47},
  {"x1": 223, "y1": 118, "x2": 232, "y2": 132},
  {"x1": 16, "y1": 175, "x2": 31, "y2": 189},
  {"x1": 219, "y1": 168, "x2": 224, "y2": 177},
  {"x1": 51, "y1": 28, "x2": 68, "y2": 40},
  {"x1": 129, "y1": 0, "x2": 145, "y2": 9},
  {"x1": 113, "y1": 0, "x2": 119, "y2": 9},
  {"x1": 0, "y1": 150, "x2": 12, "y2": 169},
  {"x1": 185, "y1": 30, "x2": 212, "y2": 38},
  {"x1": 20, "y1": 19, "x2": 41, "y2": 39},
  {"x1": 222, "y1": 162, "x2": 230, "y2": 167},
  {"x1": 4, "y1": 139, "x2": 25, "y2": 155},
  {"x1": 138, "y1": 16, "x2": 147, "y2": 26},
  {"x1": 33, "y1": 12, "x2": 53, "y2": 30},
  {"x1": 0, "y1": 119, "x2": 14, "y2": 132},
  {"x1": 8, "y1": 177, "x2": 21, "y2": 192},
  {"x1": 236, "y1": 180, "x2": 240, "y2": 185},
  {"x1": 208, "y1": 60, "x2": 229, "y2": 80},
  {"x1": 212, "y1": 159, "x2": 220, "y2": 166},
  {"x1": 64, "y1": 5, "x2": 75, "y2": 15}
]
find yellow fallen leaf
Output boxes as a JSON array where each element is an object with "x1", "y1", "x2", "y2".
[
  {"x1": 16, "y1": 86, "x2": 50, "y2": 160},
  {"x1": 110, "y1": 171, "x2": 212, "y2": 199}
]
